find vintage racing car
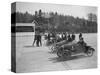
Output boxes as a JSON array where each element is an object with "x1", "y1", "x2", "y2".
[{"x1": 57, "y1": 41, "x2": 95, "y2": 58}]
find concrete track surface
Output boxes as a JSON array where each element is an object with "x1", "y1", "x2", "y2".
[{"x1": 16, "y1": 33, "x2": 97, "y2": 73}]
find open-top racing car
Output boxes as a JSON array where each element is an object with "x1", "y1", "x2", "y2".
[{"x1": 57, "y1": 39, "x2": 95, "y2": 58}]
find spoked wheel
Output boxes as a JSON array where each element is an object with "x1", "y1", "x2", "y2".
[
  {"x1": 86, "y1": 48, "x2": 94, "y2": 57},
  {"x1": 62, "y1": 51, "x2": 71, "y2": 59},
  {"x1": 57, "y1": 49, "x2": 63, "y2": 57}
]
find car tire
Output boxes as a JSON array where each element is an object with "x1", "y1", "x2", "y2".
[
  {"x1": 57, "y1": 49, "x2": 63, "y2": 57},
  {"x1": 86, "y1": 48, "x2": 94, "y2": 57},
  {"x1": 62, "y1": 50, "x2": 71, "y2": 59}
]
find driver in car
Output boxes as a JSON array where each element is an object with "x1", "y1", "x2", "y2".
[{"x1": 77, "y1": 37, "x2": 86, "y2": 46}]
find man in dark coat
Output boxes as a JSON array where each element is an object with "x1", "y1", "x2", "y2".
[
  {"x1": 67, "y1": 34, "x2": 72, "y2": 42},
  {"x1": 71, "y1": 33, "x2": 76, "y2": 40},
  {"x1": 79, "y1": 33, "x2": 82, "y2": 40},
  {"x1": 38, "y1": 33, "x2": 42, "y2": 46},
  {"x1": 36, "y1": 34, "x2": 40, "y2": 47},
  {"x1": 33, "y1": 34, "x2": 37, "y2": 46}
]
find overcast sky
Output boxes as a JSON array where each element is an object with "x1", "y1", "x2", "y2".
[{"x1": 15, "y1": 2, "x2": 97, "y2": 19}]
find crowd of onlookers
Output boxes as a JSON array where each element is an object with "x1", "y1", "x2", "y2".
[
  {"x1": 33, "y1": 31, "x2": 83, "y2": 47},
  {"x1": 46, "y1": 32, "x2": 77, "y2": 43}
]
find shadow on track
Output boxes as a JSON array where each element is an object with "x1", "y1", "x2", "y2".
[
  {"x1": 23, "y1": 45, "x2": 35, "y2": 48},
  {"x1": 48, "y1": 55, "x2": 87, "y2": 63}
]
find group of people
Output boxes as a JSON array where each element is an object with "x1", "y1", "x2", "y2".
[
  {"x1": 33, "y1": 30, "x2": 84, "y2": 47},
  {"x1": 46, "y1": 32, "x2": 76, "y2": 43},
  {"x1": 33, "y1": 31, "x2": 42, "y2": 47}
]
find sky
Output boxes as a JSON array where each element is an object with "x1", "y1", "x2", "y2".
[{"x1": 15, "y1": 2, "x2": 97, "y2": 19}]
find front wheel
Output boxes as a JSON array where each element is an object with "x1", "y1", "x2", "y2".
[
  {"x1": 57, "y1": 49, "x2": 63, "y2": 57},
  {"x1": 86, "y1": 48, "x2": 94, "y2": 57}
]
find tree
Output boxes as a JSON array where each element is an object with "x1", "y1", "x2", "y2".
[{"x1": 87, "y1": 13, "x2": 97, "y2": 22}]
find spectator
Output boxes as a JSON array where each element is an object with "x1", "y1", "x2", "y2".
[
  {"x1": 67, "y1": 34, "x2": 72, "y2": 42},
  {"x1": 33, "y1": 33, "x2": 37, "y2": 46},
  {"x1": 79, "y1": 33, "x2": 82, "y2": 40},
  {"x1": 71, "y1": 33, "x2": 75, "y2": 40},
  {"x1": 39, "y1": 33, "x2": 42, "y2": 46}
]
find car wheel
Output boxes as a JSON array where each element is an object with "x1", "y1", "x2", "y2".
[
  {"x1": 62, "y1": 51, "x2": 71, "y2": 59},
  {"x1": 86, "y1": 48, "x2": 94, "y2": 57},
  {"x1": 57, "y1": 50, "x2": 62, "y2": 57}
]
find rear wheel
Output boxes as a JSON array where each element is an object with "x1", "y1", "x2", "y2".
[
  {"x1": 86, "y1": 48, "x2": 94, "y2": 57},
  {"x1": 62, "y1": 51, "x2": 71, "y2": 59},
  {"x1": 57, "y1": 49, "x2": 62, "y2": 57}
]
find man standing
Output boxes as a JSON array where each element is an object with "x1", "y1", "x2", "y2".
[
  {"x1": 33, "y1": 33, "x2": 37, "y2": 46},
  {"x1": 79, "y1": 33, "x2": 82, "y2": 40},
  {"x1": 36, "y1": 30, "x2": 40, "y2": 47},
  {"x1": 68, "y1": 34, "x2": 72, "y2": 42},
  {"x1": 36, "y1": 34, "x2": 40, "y2": 47},
  {"x1": 38, "y1": 33, "x2": 42, "y2": 46},
  {"x1": 71, "y1": 33, "x2": 76, "y2": 40}
]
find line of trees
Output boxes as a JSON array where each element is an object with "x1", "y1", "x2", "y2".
[{"x1": 11, "y1": 9, "x2": 97, "y2": 33}]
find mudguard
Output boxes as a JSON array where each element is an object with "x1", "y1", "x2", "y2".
[{"x1": 86, "y1": 46, "x2": 95, "y2": 51}]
